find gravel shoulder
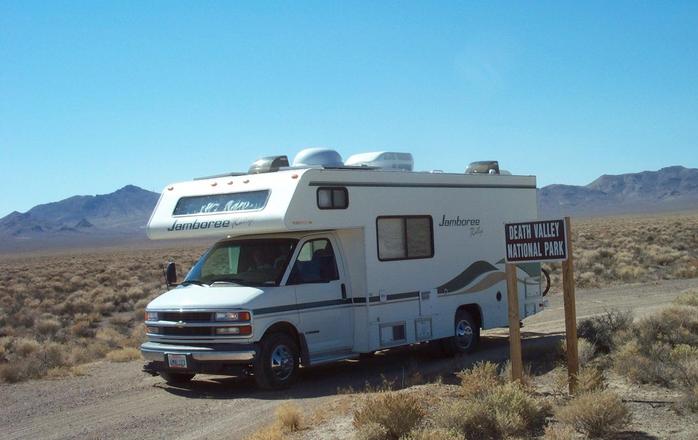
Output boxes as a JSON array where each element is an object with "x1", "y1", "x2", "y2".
[{"x1": 2, "y1": 278, "x2": 697, "y2": 440}]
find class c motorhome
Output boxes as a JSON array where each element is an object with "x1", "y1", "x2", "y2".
[{"x1": 141, "y1": 149, "x2": 547, "y2": 389}]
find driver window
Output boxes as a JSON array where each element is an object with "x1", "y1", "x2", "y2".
[{"x1": 288, "y1": 239, "x2": 339, "y2": 284}]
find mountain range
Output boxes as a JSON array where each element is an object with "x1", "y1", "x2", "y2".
[
  {"x1": 1, "y1": 166, "x2": 696, "y2": 252},
  {"x1": 539, "y1": 165, "x2": 698, "y2": 217}
]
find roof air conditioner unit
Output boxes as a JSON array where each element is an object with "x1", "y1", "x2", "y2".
[
  {"x1": 292, "y1": 148, "x2": 344, "y2": 168},
  {"x1": 248, "y1": 155, "x2": 289, "y2": 174},
  {"x1": 344, "y1": 151, "x2": 413, "y2": 171}
]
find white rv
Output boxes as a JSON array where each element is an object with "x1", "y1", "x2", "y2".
[{"x1": 141, "y1": 150, "x2": 547, "y2": 389}]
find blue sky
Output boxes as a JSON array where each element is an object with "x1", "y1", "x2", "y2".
[{"x1": 1, "y1": 1, "x2": 697, "y2": 217}]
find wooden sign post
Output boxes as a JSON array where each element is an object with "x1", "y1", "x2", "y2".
[
  {"x1": 561, "y1": 217, "x2": 578, "y2": 393},
  {"x1": 505, "y1": 262, "x2": 523, "y2": 382},
  {"x1": 504, "y1": 217, "x2": 578, "y2": 391}
]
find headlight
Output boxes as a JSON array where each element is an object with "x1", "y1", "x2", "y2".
[
  {"x1": 145, "y1": 311, "x2": 158, "y2": 321},
  {"x1": 215, "y1": 311, "x2": 250, "y2": 321},
  {"x1": 146, "y1": 326, "x2": 160, "y2": 334}
]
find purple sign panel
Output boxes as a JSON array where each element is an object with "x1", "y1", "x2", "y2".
[{"x1": 504, "y1": 219, "x2": 568, "y2": 263}]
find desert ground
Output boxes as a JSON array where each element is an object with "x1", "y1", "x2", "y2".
[{"x1": 1, "y1": 212, "x2": 697, "y2": 439}]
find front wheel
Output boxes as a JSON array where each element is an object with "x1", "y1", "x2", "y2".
[
  {"x1": 254, "y1": 332, "x2": 300, "y2": 390},
  {"x1": 441, "y1": 309, "x2": 480, "y2": 355}
]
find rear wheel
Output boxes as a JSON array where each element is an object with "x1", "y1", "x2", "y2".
[
  {"x1": 160, "y1": 371, "x2": 195, "y2": 385},
  {"x1": 254, "y1": 332, "x2": 300, "y2": 390},
  {"x1": 442, "y1": 309, "x2": 480, "y2": 355}
]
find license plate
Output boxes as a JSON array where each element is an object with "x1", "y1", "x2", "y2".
[{"x1": 167, "y1": 354, "x2": 188, "y2": 369}]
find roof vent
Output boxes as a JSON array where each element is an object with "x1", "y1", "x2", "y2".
[
  {"x1": 292, "y1": 148, "x2": 344, "y2": 168},
  {"x1": 344, "y1": 152, "x2": 413, "y2": 171},
  {"x1": 465, "y1": 161, "x2": 500, "y2": 175},
  {"x1": 248, "y1": 155, "x2": 290, "y2": 174}
]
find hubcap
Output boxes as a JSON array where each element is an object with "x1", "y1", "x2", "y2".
[
  {"x1": 455, "y1": 319, "x2": 474, "y2": 349},
  {"x1": 270, "y1": 344, "x2": 294, "y2": 380}
]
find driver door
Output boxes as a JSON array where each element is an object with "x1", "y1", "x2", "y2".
[{"x1": 287, "y1": 236, "x2": 354, "y2": 356}]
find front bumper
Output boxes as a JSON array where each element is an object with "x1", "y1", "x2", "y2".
[{"x1": 140, "y1": 341, "x2": 256, "y2": 363}]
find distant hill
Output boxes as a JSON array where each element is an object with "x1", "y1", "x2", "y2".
[
  {"x1": 0, "y1": 185, "x2": 159, "y2": 252},
  {"x1": 539, "y1": 166, "x2": 698, "y2": 217}
]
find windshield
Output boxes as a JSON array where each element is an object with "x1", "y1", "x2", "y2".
[{"x1": 184, "y1": 238, "x2": 298, "y2": 287}]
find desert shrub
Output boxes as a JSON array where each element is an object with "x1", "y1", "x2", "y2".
[
  {"x1": 613, "y1": 340, "x2": 671, "y2": 385},
  {"x1": 674, "y1": 288, "x2": 698, "y2": 307},
  {"x1": 13, "y1": 337, "x2": 40, "y2": 357},
  {"x1": 353, "y1": 392, "x2": 424, "y2": 440},
  {"x1": 96, "y1": 327, "x2": 127, "y2": 348},
  {"x1": 0, "y1": 341, "x2": 66, "y2": 382},
  {"x1": 577, "y1": 310, "x2": 633, "y2": 354},
  {"x1": 542, "y1": 424, "x2": 577, "y2": 440},
  {"x1": 35, "y1": 317, "x2": 61, "y2": 337},
  {"x1": 556, "y1": 390, "x2": 630, "y2": 438},
  {"x1": 355, "y1": 422, "x2": 389, "y2": 440},
  {"x1": 558, "y1": 337, "x2": 596, "y2": 367},
  {"x1": 634, "y1": 307, "x2": 698, "y2": 349},
  {"x1": 613, "y1": 306, "x2": 698, "y2": 386},
  {"x1": 106, "y1": 347, "x2": 141, "y2": 362},
  {"x1": 682, "y1": 385, "x2": 698, "y2": 413},
  {"x1": 575, "y1": 366, "x2": 606, "y2": 393},
  {"x1": 484, "y1": 382, "x2": 549, "y2": 437},
  {"x1": 498, "y1": 360, "x2": 534, "y2": 388},
  {"x1": 431, "y1": 400, "x2": 501, "y2": 440},
  {"x1": 456, "y1": 361, "x2": 501, "y2": 398},
  {"x1": 401, "y1": 427, "x2": 461, "y2": 440},
  {"x1": 433, "y1": 381, "x2": 548, "y2": 439},
  {"x1": 275, "y1": 402, "x2": 303, "y2": 432}
]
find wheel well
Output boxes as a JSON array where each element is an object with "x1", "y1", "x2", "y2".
[
  {"x1": 457, "y1": 304, "x2": 483, "y2": 329},
  {"x1": 261, "y1": 321, "x2": 307, "y2": 364},
  {"x1": 263, "y1": 321, "x2": 300, "y2": 342}
]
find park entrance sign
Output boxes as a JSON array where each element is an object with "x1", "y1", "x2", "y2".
[
  {"x1": 503, "y1": 217, "x2": 578, "y2": 394},
  {"x1": 504, "y1": 219, "x2": 568, "y2": 263}
]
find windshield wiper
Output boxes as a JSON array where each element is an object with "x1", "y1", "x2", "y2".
[
  {"x1": 180, "y1": 280, "x2": 206, "y2": 286},
  {"x1": 208, "y1": 277, "x2": 248, "y2": 286}
]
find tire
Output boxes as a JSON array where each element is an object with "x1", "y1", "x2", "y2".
[
  {"x1": 254, "y1": 332, "x2": 300, "y2": 390},
  {"x1": 160, "y1": 371, "x2": 195, "y2": 385},
  {"x1": 441, "y1": 309, "x2": 480, "y2": 355}
]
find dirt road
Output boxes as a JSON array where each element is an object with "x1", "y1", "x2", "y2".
[{"x1": 2, "y1": 278, "x2": 696, "y2": 440}]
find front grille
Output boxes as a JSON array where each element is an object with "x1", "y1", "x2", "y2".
[
  {"x1": 161, "y1": 312, "x2": 212, "y2": 322},
  {"x1": 161, "y1": 327, "x2": 214, "y2": 337}
]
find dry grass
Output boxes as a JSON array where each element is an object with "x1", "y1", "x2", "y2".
[
  {"x1": 106, "y1": 347, "x2": 141, "y2": 362},
  {"x1": 542, "y1": 424, "x2": 577, "y2": 440},
  {"x1": 0, "y1": 246, "x2": 203, "y2": 382},
  {"x1": 401, "y1": 427, "x2": 461, "y2": 440},
  {"x1": 543, "y1": 212, "x2": 698, "y2": 290},
  {"x1": 353, "y1": 392, "x2": 425, "y2": 440},
  {"x1": 455, "y1": 361, "x2": 501, "y2": 398},
  {"x1": 274, "y1": 402, "x2": 303, "y2": 432},
  {"x1": 244, "y1": 424, "x2": 283, "y2": 440},
  {"x1": 244, "y1": 402, "x2": 306, "y2": 440},
  {"x1": 556, "y1": 390, "x2": 630, "y2": 438}
]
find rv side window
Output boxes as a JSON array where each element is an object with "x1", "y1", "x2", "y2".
[
  {"x1": 288, "y1": 239, "x2": 339, "y2": 284},
  {"x1": 376, "y1": 216, "x2": 433, "y2": 261},
  {"x1": 317, "y1": 187, "x2": 348, "y2": 210}
]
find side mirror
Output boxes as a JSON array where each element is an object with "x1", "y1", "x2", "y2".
[{"x1": 165, "y1": 261, "x2": 177, "y2": 287}]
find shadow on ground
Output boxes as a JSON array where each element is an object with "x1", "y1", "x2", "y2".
[{"x1": 160, "y1": 332, "x2": 565, "y2": 401}]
